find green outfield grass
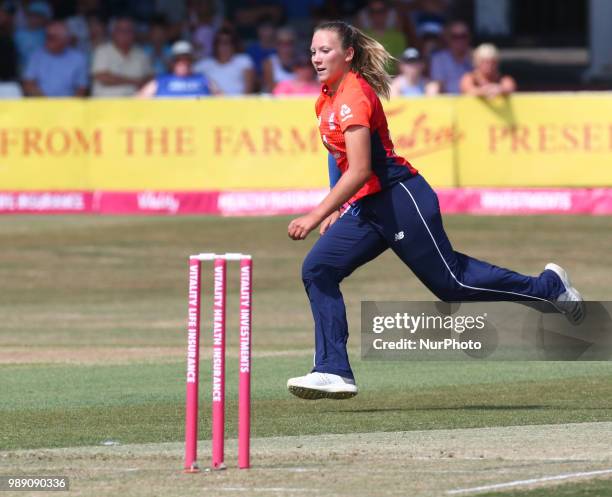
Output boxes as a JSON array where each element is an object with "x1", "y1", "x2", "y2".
[
  {"x1": 0, "y1": 215, "x2": 610, "y2": 496},
  {"x1": 2, "y1": 359, "x2": 612, "y2": 451},
  {"x1": 481, "y1": 479, "x2": 612, "y2": 497}
]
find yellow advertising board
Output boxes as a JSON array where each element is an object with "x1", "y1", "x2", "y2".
[
  {"x1": 0, "y1": 97, "x2": 456, "y2": 191},
  {"x1": 0, "y1": 94, "x2": 611, "y2": 191},
  {"x1": 385, "y1": 96, "x2": 457, "y2": 187},
  {"x1": 87, "y1": 98, "x2": 326, "y2": 190},
  {"x1": 455, "y1": 93, "x2": 612, "y2": 187},
  {"x1": 0, "y1": 100, "x2": 90, "y2": 189},
  {"x1": 0, "y1": 99, "x2": 327, "y2": 190}
]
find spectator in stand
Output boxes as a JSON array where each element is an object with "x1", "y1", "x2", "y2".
[
  {"x1": 185, "y1": 0, "x2": 224, "y2": 59},
  {"x1": 138, "y1": 40, "x2": 217, "y2": 98},
  {"x1": 311, "y1": 0, "x2": 363, "y2": 24},
  {"x1": 246, "y1": 20, "x2": 276, "y2": 82},
  {"x1": 86, "y1": 13, "x2": 106, "y2": 53},
  {"x1": 0, "y1": 0, "x2": 13, "y2": 35},
  {"x1": 356, "y1": 0, "x2": 399, "y2": 30},
  {"x1": 11, "y1": 0, "x2": 26, "y2": 29},
  {"x1": 430, "y1": 19, "x2": 472, "y2": 94},
  {"x1": 460, "y1": 43, "x2": 516, "y2": 98},
  {"x1": 91, "y1": 17, "x2": 152, "y2": 97},
  {"x1": 156, "y1": 0, "x2": 187, "y2": 29},
  {"x1": 143, "y1": 17, "x2": 172, "y2": 75},
  {"x1": 409, "y1": 0, "x2": 449, "y2": 34},
  {"x1": 261, "y1": 26, "x2": 296, "y2": 93},
  {"x1": 194, "y1": 26, "x2": 254, "y2": 95},
  {"x1": 418, "y1": 21, "x2": 443, "y2": 61},
  {"x1": 279, "y1": 0, "x2": 324, "y2": 40},
  {"x1": 357, "y1": 0, "x2": 418, "y2": 58},
  {"x1": 13, "y1": 1, "x2": 52, "y2": 73},
  {"x1": 0, "y1": 1, "x2": 22, "y2": 97},
  {"x1": 272, "y1": 53, "x2": 319, "y2": 96},
  {"x1": 65, "y1": 0, "x2": 99, "y2": 53},
  {"x1": 390, "y1": 47, "x2": 439, "y2": 97},
  {"x1": 225, "y1": 0, "x2": 283, "y2": 42},
  {"x1": 22, "y1": 20, "x2": 87, "y2": 96}
]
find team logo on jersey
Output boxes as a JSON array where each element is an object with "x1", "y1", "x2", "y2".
[
  {"x1": 328, "y1": 112, "x2": 336, "y2": 130},
  {"x1": 340, "y1": 104, "x2": 353, "y2": 122},
  {"x1": 394, "y1": 231, "x2": 405, "y2": 241}
]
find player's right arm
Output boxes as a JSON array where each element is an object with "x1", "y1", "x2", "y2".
[{"x1": 288, "y1": 125, "x2": 372, "y2": 240}]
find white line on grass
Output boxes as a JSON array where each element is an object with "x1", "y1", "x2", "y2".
[
  {"x1": 265, "y1": 467, "x2": 316, "y2": 472},
  {"x1": 447, "y1": 468, "x2": 612, "y2": 495},
  {"x1": 214, "y1": 488, "x2": 316, "y2": 493}
]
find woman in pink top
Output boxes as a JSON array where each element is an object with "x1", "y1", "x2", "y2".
[{"x1": 273, "y1": 53, "x2": 320, "y2": 96}]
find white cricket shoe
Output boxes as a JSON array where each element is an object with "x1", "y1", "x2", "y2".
[
  {"x1": 287, "y1": 372, "x2": 358, "y2": 400},
  {"x1": 545, "y1": 263, "x2": 585, "y2": 325}
]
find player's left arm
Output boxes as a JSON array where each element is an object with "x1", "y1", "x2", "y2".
[{"x1": 288, "y1": 125, "x2": 371, "y2": 240}]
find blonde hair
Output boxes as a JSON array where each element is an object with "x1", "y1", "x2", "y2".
[
  {"x1": 315, "y1": 21, "x2": 394, "y2": 99},
  {"x1": 473, "y1": 43, "x2": 499, "y2": 65}
]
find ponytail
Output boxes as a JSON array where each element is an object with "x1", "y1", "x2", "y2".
[{"x1": 315, "y1": 21, "x2": 394, "y2": 99}]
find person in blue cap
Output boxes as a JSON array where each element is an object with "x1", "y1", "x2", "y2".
[{"x1": 137, "y1": 40, "x2": 218, "y2": 98}]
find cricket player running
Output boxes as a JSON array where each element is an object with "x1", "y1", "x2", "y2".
[{"x1": 286, "y1": 21, "x2": 584, "y2": 400}]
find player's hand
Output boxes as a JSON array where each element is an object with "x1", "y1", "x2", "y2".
[
  {"x1": 288, "y1": 213, "x2": 320, "y2": 240},
  {"x1": 319, "y1": 210, "x2": 341, "y2": 236}
]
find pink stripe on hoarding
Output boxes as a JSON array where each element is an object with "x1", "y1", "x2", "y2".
[
  {"x1": 184, "y1": 257, "x2": 201, "y2": 472},
  {"x1": 238, "y1": 256, "x2": 252, "y2": 469},
  {"x1": 218, "y1": 189, "x2": 328, "y2": 216},
  {"x1": 211, "y1": 257, "x2": 227, "y2": 470},
  {"x1": 436, "y1": 188, "x2": 612, "y2": 215},
  {"x1": 94, "y1": 191, "x2": 220, "y2": 214},
  {"x1": 2, "y1": 188, "x2": 612, "y2": 216},
  {"x1": 0, "y1": 191, "x2": 93, "y2": 213}
]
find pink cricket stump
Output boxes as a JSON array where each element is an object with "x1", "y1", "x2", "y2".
[
  {"x1": 238, "y1": 256, "x2": 252, "y2": 469},
  {"x1": 183, "y1": 252, "x2": 252, "y2": 472},
  {"x1": 184, "y1": 256, "x2": 202, "y2": 472},
  {"x1": 211, "y1": 256, "x2": 227, "y2": 470}
]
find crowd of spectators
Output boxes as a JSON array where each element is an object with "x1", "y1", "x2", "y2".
[{"x1": 0, "y1": 0, "x2": 514, "y2": 99}]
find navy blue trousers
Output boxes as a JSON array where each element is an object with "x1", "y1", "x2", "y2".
[{"x1": 301, "y1": 174, "x2": 564, "y2": 379}]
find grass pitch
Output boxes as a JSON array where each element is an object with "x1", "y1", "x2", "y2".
[{"x1": 0, "y1": 215, "x2": 611, "y2": 496}]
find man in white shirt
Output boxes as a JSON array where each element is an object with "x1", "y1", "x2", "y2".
[{"x1": 91, "y1": 17, "x2": 152, "y2": 97}]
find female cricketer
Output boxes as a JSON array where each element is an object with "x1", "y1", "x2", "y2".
[{"x1": 286, "y1": 21, "x2": 584, "y2": 400}]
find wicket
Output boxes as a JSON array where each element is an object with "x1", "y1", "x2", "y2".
[{"x1": 184, "y1": 252, "x2": 252, "y2": 472}]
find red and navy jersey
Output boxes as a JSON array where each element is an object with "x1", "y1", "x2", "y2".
[{"x1": 315, "y1": 71, "x2": 418, "y2": 204}]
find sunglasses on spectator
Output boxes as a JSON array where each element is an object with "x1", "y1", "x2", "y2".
[{"x1": 450, "y1": 32, "x2": 469, "y2": 39}]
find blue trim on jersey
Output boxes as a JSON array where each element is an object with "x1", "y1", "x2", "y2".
[
  {"x1": 369, "y1": 130, "x2": 414, "y2": 190},
  {"x1": 328, "y1": 153, "x2": 341, "y2": 188}
]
